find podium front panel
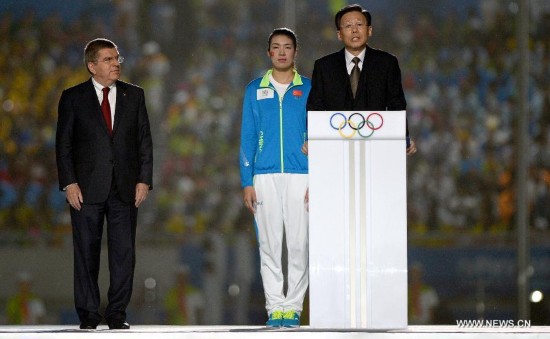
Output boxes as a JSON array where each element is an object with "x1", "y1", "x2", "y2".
[{"x1": 308, "y1": 111, "x2": 407, "y2": 329}]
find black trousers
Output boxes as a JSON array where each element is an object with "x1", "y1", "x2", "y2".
[{"x1": 70, "y1": 186, "x2": 137, "y2": 324}]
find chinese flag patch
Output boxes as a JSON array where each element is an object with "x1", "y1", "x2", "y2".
[{"x1": 293, "y1": 89, "x2": 302, "y2": 97}]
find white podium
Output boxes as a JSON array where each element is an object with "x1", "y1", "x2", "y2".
[{"x1": 308, "y1": 111, "x2": 407, "y2": 329}]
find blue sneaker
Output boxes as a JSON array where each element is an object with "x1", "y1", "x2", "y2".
[
  {"x1": 282, "y1": 310, "x2": 300, "y2": 328},
  {"x1": 266, "y1": 310, "x2": 284, "y2": 328}
]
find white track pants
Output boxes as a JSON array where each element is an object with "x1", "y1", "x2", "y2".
[{"x1": 253, "y1": 173, "x2": 309, "y2": 314}]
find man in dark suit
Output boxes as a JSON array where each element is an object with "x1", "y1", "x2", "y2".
[
  {"x1": 56, "y1": 38, "x2": 153, "y2": 330},
  {"x1": 307, "y1": 3, "x2": 416, "y2": 154}
]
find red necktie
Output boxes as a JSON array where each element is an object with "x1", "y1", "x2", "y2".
[{"x1": 101, "y1": 87, "x2": 112, "y2": 135}]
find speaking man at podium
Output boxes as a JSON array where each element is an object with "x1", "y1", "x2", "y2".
[
  {"x1": 307, "y1": 3, "x2": 416, "y2": 155},
  {"x1": 306, "y1": 4, "x2": 415, "y2": 329}
]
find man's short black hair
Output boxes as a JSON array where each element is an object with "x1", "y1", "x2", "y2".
[{"x1": 335, "y1": 4, "x2": 371, "y2": 30}]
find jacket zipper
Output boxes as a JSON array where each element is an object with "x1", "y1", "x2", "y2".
[{"x1": 278, "y1": 83, "x2": 295, "y2": 173}]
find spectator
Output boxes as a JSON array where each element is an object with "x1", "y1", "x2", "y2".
[
  {"x1": 409, "y1": 264, "x2": 439, "y2": 325},
  {"x1": 6, "y1": 272, "x2": 46, "y2": 325},
  {"x1": 164, "y1": 266, "x2": 204, "y2": 325}
]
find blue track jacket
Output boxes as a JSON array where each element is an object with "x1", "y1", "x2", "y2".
[{"x1": 240, "y1": 69, "x2": 311, "y2": 188}]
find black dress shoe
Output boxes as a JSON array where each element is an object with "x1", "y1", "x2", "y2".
[
  {"x1": 108, "y1": 321, "x2": 130, "y2": 330},
  {"x1": 79, "y1": 321, "x2": 98, "y2": 329}
]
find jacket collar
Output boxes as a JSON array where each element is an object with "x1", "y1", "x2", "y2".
[{"x1": 259, "y1": 69, "x2": 303, "y2": 88}]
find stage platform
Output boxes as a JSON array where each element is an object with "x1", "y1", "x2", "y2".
[{"x1": 1, "y1": 325, "x2": 550, "y2": 339}]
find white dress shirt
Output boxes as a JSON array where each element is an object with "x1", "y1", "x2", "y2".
[
  {"x1": 91, "y1": 77, "x2": 116, "y2": 129},
  {"x1": 344, "y1": 48, "x2": 366, "y2": 75}
]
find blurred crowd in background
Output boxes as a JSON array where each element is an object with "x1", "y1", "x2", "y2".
[{"x1": 1, "y1": 0, "x2": 550, "y2": 326}]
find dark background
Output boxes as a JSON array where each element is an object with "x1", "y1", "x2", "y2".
[{"x1": 1, "y1": 0, "x2": 550, "y2": 326}]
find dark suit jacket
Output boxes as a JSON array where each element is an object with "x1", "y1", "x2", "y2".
[
  {"x1": 307, "y1": 46, "x2": 407, "y2": 112},
  {"x1": 56, "y1": 78, "x2": 153, "y2": 205}
]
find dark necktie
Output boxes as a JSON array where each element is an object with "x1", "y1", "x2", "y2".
[
  {"x1": 350, "y1": 57, "x2": 360, "y2": 98},
  {"x1": 101, "y1": 87, "x2": 112, "y2": 135}
]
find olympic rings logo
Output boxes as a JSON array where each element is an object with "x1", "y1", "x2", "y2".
[{"x1": 329, "y1": 112, "x2": 384, "y2": 139}]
